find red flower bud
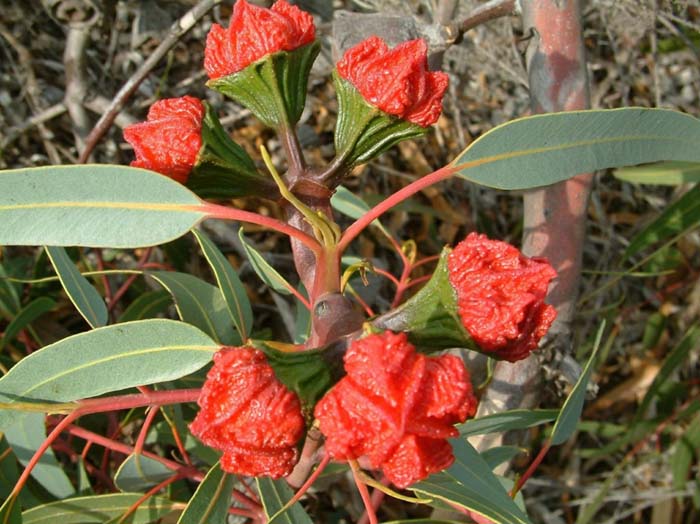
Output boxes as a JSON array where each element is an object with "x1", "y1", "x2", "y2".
[
  {"x1": 447, "y1": 233, "x2": 558, "y2": 362},
  {"x1": 189, "y1": 347, "x2": 305, "y2": 478},
  {"x1": 314, "y1": 331, "x2": 477, "y2": 488},
  {"x1": 123, "y1": 96, "x2": 204, "y2": 183},
  {"x1": 204, "y1": 0, "x2": 315, "y2": 80},
  {"x1": 336, "y1": 36, "x2": 448, "y2": 127}
]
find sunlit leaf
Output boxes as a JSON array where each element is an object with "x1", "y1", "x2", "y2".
[
  {"x1": 614, "y1": 161, "x2": 700, "y2": 185},
  {"x1": 454, "y1": 108, "x2": 700, "y2": 189},
  {"x1": 0, "y1": 319, "x2": 217, "y2": 429},
  {"x1": 0, "y1": 165, "x2": 206, "y2": 248},
  {"x1": 459, "y1": 409, "x2": 559, "y2": 437}
]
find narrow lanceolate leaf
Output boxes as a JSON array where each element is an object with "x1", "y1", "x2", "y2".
[
  {"x1": 20, "y1": 493, "x2": 177, "y2": 524},
  {"x1": 550, "y1": 322, "x2": 605, "y2": 446},
  {"x1": 177, "y1": 462, "x2": 234, "y2": 524},
  {"x1": 45, "y1": 246, "x2": 107, "y2": 328},
  {"x1": 412, "y1": 438, "x2": 531, "y2": 524},
  {"x1": 114, "y1": 454, "x2": 173, "y2": 492},
  {"x1": 0, "y1": 165, "x2": 206, "y2": 248},
  {"x1": 459, "y1": 409, "x2": 559, "y2": 437},
  {"x1": 238, "y1": 230, "x2": 293, "y2": 295},
  {"x1": 0, "y1": 319, "x2": 217, "y2": 429},
  {"x1": 118, "y1": 291, "x2": 172, "y2": 322},
  {"x1": 671, "y1": 412, "x2": 700, "y2": 493},
  {"x1": 623, "y1": 184, "x2": 700, "y2": 260},
  {"x1": 0, "y1": 297, "x2": 55, "y2": 349},
  {"x1": 4, "y1": 413, "x2": 75, "y2": 499},
  {"x1": 453, "y1": 108, "x2": 700, "y2": 190},
  {"x1": 149, "y1": 271, "x2": 240, "y2": 346},
  {"x1": 0, "y1": 495, "x2": 20, "y2": 524},
  {"x1": 614, "y1": 161, "x2": 700, "y2": 185},
  {"x1": 258, "y1": 477, "x2": 313, "y2": 524},
  {"x1": 193, "y1": 229, "x2": 253, "y2": 340}
]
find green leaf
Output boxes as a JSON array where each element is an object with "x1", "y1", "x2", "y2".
[
  {"x1": 459, "y1": 409, "x2": 559, "y2": 437},
  {"x1": 614, "y1": 161, "x2": 700, "y2": 185},
  {"x1": 45, "y1": 246, "x2": 107, "y2": 328},
  {"x1": 635, "y1": 326, "x2": 700, "y2": 423},
  {"x1": 0, "y1": 165, "x2": 206, "y2": 248},
  {"x1": 331, "y1": 186, "x2": 371, "y2": 220},
  {"x1": 671, "y1": 412, "x2": 700, "y2": 493},
  {"x1": 148, "y1": 271, "x2": 240, "y2": 346},
  {"x1": 118, "y1": 291, "x2": 172, "y2": 323},
  {"x1": 0, "y1": 319, "x2": 217, "y2": 429},
  {"x1": 381, "y1": 520, "x2": 464, "y2": 524},
  {"x1": 193, "y1": 229, "x2": 253, "y2": 341},
  {"x1": 0, "y1": 495, "x2": 21, "y2": 524},
  {"x1": 177, "y1": 462, "x2": 234, "y2": 524},
  {"x1": 453, "y1": 108, "x2": 700, "y2": 189},
  {"x1": 4, "y1": 413, "x2": 75, "y2": 499},
  {"x1": 481, "y1": 446, "x2": 524, "y2": 470},
  {"x1": 20, "y1": 493, "x2": 177, "y2": 524},
  {"x1": 623, "y1": 184, "x2": 700, "y2": 260},
  {"x1": 114, "y1": 454, "x2": 173, "y2": 492},
  {"x1": 238, "y1": 230, "x2": 293, "y2": 295},
  {"x1": 258, "y1": 477, "x2": 313, "y2": 524},
  {"x1": 412, "y1": 438, "x2": 531, "y2": 524},
  {"x1": 0, "y1": 297, "x2": 55, "y2": 350},
  {"x1": 0, "y1": 262, "x2": 21, "y2": 318},
  {"x1": 550, "y1": 322, "x2": 605, "y2": 446}
]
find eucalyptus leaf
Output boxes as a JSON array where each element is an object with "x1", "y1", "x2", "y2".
[
  {"x1": 0, "y1": 297, "x2": 55, "y2": 350},
  {"x1": 193, "y1": 229, "x2": 253, "y2": 340},
  {"x1": 118, "y1": 291, "x2": 172, "y2": 323},
  {"x1": 20, "y1": 493, "x2": 177, "y2": 524},
  {"x1": 4, "y1": 413, "x2": 75, "y2": 499},
  {"x1": 0, "y1": 319, "x2": 217, "y2": 429},
  {"x1": 238, "y1": 230, "x2": 293, "y2": 295},
  {"x1": 459, "y1": 409, "x2": 559, "y2": 437},
  {"x1": 614, "y1": 161, "x2": 700, "y2": 185},
  {"x1": 550, "y1": 322, "x2": 605, "y2": 446},
  {"x1": 177, "y1": 462, "x2": 233, "y2": 524},
  {"x1": 258, "y1": 477, "x2": 313, "y2": 524},
  {"x1": 45, "y1": 246, "x2": 107, "y2": 328},
  {"x1": 114, "y1": 454, "x2": 173, "y2": 492},
  {"x1": 454, "y1": 108, "x2": 700, "y2": 190},
  {"x1": 0, "y1": 165, "x2": 206, "y2": 248},
  {"x1": 412, "y1": 439, "x2": 531, "y2": 524},
  {"x1": 148, "y1": 271, "x2": 240, "y2": 345}
]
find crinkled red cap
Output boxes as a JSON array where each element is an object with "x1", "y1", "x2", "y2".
[
  {"x1": 189, "y1": 347, "x2": 305, "y2": 478},
  {"x1": 447, "y1": 232, "x2": 558, "y2": 362},
  {"x1": 122, "y1": 96, "x2": 204, "y2": 183},
  {"x1": 204, "y1": 0, "x2": 315, "y2": 79},
  {"x1": 314, "y1": 331, "x2": 477, "y2": 488},
  {"x1": 336, "y1": 36, "x2": 448, "y2": 127}
]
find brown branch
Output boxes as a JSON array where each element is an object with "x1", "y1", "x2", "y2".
[
  {"x1": 448, "y1": 0, "x2": 518, "y2": 43},
  {"x1": 78, "y1": 0, "x2": 222, "y2": 163}
]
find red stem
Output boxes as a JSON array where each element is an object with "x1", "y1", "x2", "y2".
[
  {"x1": 77, "y1": 388, "x2": 201, "y2": 414},
  {"x1": 349, "y1": 461, "x2": 378, "y2": 524},
  {"x1": 201, "y1": 202, "x2": 322, "y2": 256},
  {"x1": 107, "y1": 247, "x2": 152, "y2": 312},
  {"x1": 338, "y1": 165, "x2": 456, "y2": 252},
  {"x1": 286, "y1": 452, "x2": 331, "y2": 509},
  {"x1": 510, "y1": 440, "x2": 551, "y2": 497},
  {"x1": 117, "y1": 473, "x2": 183, "y2": 523},
  {"x1": 133, "y1": 405, "x2": 160, "y2": 455}
]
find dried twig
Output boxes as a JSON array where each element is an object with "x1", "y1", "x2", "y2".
[{"x1": 78, "y1": 0, "x2": 222, "y2": 163}]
